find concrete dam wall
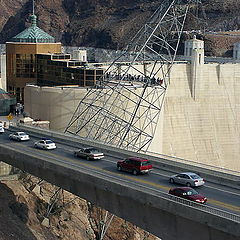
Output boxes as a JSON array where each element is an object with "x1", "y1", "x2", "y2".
[
  {"x1": 24, "y1": 61, "x2": 240, "y2": 171},
  {"x1": 161, "y1": 62, "x2": 240, "y2": 171}
]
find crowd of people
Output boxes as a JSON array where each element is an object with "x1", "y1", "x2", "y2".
[
  {"x1": 105, "y1": 72, "x2": 164, "y2": 86},
  {"x1": 14, "y1": 103, "x2": 24, "y2": 116}
]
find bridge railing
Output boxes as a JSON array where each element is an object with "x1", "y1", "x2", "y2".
[{"x1": 168, "y1": 194, "x2": 240, "y2": 222}]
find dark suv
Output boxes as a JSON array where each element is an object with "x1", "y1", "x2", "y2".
[{"x1": 117, "y1": 157, "x2": 153, "y2": 175}]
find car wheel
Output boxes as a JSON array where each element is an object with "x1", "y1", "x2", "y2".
[
  {"x1": 186, "y1": 182, "x2": 191, "y2": 187},
  {"x1": 74, "y1": 152, "x2": 78, "y2": 157},
  {"x1": 132, "y1": 169, "x2": 138, "y2": 175},
  {"x1": 169, "y1": 178, "x2": 174, "y2": 184},
  {"x1": 86, "y1": 156, "x2": 90, "y2": 161},
  {"x1": 117, "y1": 165, "x2": 122, "y2": 171},
  {"x1": 34, "y1": 144, "x2": 37, "y2": 148}
]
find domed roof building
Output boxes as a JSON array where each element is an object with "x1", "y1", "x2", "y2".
[
  {"x1": 12, "y1": 14, "x2": 55, "y2": 43},
  {"x1": 6, "y1": 11, "x2": 62, "y2": 103}
]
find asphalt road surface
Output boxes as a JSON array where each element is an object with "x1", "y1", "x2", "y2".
[{"x1": 0, "y1": 129, "x2": 239, "y2": 216}]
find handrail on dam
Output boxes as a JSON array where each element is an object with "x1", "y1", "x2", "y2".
[{"x1": 146, "y1": 150, "x2": 240, "y2": 176}]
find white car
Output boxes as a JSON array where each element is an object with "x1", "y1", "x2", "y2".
[
  {"x1": 169, "y1": 172, "x2": 205, "y2": 187},
  {"x1": 9, "y1": 132, "x2": 30, "y2": 141},
  {"x1": 0, "y1": 126, "x2": 4, "y2": 134},
  {"x1": 34, "y1": 139, "x2": 56, "y2": 150}
]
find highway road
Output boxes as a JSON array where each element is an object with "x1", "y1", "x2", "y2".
[{"x1": 0, "y1": 128, "x2": 239, "y2": 216}]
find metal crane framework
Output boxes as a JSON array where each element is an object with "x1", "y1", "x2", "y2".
[{"x1": 65, "y1": 0, "x2": 202, "y2": 152}]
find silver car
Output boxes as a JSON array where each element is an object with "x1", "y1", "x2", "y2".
[
  {"x1": 9, "y1": 131, "x2": 30, "y2": 141},
  {"x1": 34, "y1": 139, "x2": 56, "y2": 150},
  {"x1": 0, "y1": 123, "x2": 4, "y2": 133},
  {"x1": 169, "y1": 172, "x2": 205, "y2": 187},
  {"x1": 0, "y1": 126, "x2": 4, "y2": 134},
  {"x1": 74, "y1": 147, "x2": 104, "y2": 160}
]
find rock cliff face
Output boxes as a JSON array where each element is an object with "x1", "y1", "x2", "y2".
[
  {"x1": 0, "y1": 0, "x2": 240, "y2": 55},
  {"x1": 0, "y1": 175, "x2": 159, "y2": 240}
]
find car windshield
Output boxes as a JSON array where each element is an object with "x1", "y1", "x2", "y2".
[
  {"x1": 190, "y1": 174, "x2": 201, "y2": 179},
  {"x1": 186, "y1": 189, "x2": 199, "y2": 196},
  {"x1": 141, "y1": 161, "x2": 151, "y2": 166},
  {"x1": 89, "y1": 149, "x2": 100, "y2": 154},
  {"x1": 45, "y1": 140, "x2": 53, "y2": 144},
  {"x1": 19, "y1": 132, "x2": 26, "y2": 136}
]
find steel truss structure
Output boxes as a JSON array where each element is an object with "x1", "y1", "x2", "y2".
[
  {"x1": 98, "y1": 211, "x2": 114, "y2": 240},
  {"x1": 65, "y1": 0, "x2": 201, "y2": 152}
]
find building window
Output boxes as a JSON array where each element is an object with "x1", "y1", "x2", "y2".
[{"x1": 15, "y1": 54, "x2": 36, "y2": 79}]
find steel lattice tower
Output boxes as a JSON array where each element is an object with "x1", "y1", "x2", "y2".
[{"x1": 65, "y1": 0, "x2": 202, "y2": 152}]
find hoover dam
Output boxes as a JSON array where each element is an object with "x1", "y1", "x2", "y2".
[{"x1": 24, "y1": 38, "x2": 240, "y2": 171}]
